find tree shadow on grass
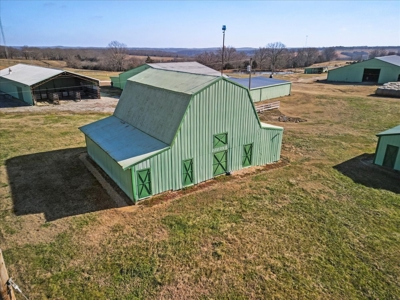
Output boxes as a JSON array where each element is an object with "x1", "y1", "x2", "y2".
[
  {"x1": 6, "y1": 147, "x2": 123, "y2": 221},
  {"x1": 333, "y1": 153, "x2": 400, "y2": 194}
]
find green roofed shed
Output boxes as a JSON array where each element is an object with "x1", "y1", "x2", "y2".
[
  {"x1": 374, "y1": 124, "x2": 400, "y2": 171},
  {"x1": 82, "y1": 68, "x2": 283, "y2": 202}
]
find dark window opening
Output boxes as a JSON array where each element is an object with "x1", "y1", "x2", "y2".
[{"x1": 383, "y1": 145, "x2": 399, "y2": 169}]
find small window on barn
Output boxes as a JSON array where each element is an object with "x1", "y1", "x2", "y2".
[{"x1": 213, "y1": 133, "x2": 228, "y2": 148}]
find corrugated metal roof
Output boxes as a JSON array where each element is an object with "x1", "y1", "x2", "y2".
[
  {"x1": 377, "y1": 124, "x2": 400, "y2": 136},
  {"x1": 229, "y1": 76, "x2": 290, "y2": 89},
  {"x1": 114, "y1": 77, "x2": 193, "y2": 145},
  {"x1": 129, "y1": 68, "x2": 218, "y2": 94},
  {"x1": 376, "y1": 55, "x2": 400, "y2": 67},
  {"x1": 148, "y1": 62, "x2": 221, "y2": 77},
  {"x1": 80, "y1": 116, "x2": 169, "y2": 170},
  {"x1": 0, "y1": 64, "x2": 63, "y2": 86}
]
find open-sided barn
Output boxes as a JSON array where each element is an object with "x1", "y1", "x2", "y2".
[
  {"x1": 327, "y1": 55, "x2": 400, "y2": 84},
  {"x1": 82, "y1": 68, "x2": 283, "y2": 202},
  {"x1": 229, "y1": 76, "x2": 291, "y2": 102},
  {"x1": 374, "y1": 125, "x2": 400, "y2": 171},
  {"x1": 0, "y1": 64, "x2": 100, "y2": 105}
]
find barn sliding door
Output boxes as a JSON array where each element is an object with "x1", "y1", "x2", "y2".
[
  {"x1": 242, "y1": 144, "x2": 253, "y2": 167},
  {"x1": 213, "y1": 150, "x2": 228, "y2": 176},
  {"x1": 182, "y1": 159, "x2": 194, "y2": 186},
  {"x1": 137, "y1": 169, "x2": 152, "y2": 199}
]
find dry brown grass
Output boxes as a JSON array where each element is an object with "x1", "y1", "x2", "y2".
[{"x1": 0, "y1": 79, "x2": 399, "y2": 299}]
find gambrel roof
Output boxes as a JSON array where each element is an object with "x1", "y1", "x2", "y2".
[{"x1": 81, "y1": 68, "x2": 282, "y2": 170}]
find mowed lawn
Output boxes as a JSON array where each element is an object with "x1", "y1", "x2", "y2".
[{"x1": 0, "y1": 81, "x2": 399, "y2": 299}]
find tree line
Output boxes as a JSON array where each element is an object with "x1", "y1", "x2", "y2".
[
  {"x1": 1, "y1": 41, "x2": 398, "y2": 73},
  {"x1": 196, "y1": 42, "x2": 341, "y2": 72},
  {"x1": 0, "y1": 41, "x2": 185, "y2": 72}
]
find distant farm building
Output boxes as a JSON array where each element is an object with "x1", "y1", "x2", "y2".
[
  {"x1": 0, "y1": 64, "x2": 100, "y2": 105},
  {"x1": 304, "y1": 66, "x2": 328, "y2": 74},
  {"x1": 327, "y1": 55, "x2": 400, "y2": 84},
  {"x1": 229, "y1": 76, "x2": 291, "y2": 102},
  {"x1": 82, "y1": 68, "x2": 283, "y2": 202},
  {"x1": 110, "y1": 62, "x2": 222, "y2": 89},
  {"x1": 374, "y1": 125, "x2": 400, "y2": 171}
]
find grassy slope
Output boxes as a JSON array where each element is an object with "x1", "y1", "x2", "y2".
[{"x1": 0, "y1": 83, "x2": 399, "y2": 299}]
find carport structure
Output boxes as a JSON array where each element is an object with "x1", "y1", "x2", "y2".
[{"x1": 0, "y1": 64, "x2": 100, "y2": 105}]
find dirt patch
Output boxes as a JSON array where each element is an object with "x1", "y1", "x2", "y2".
[
  {"x1": 258, "y1": 108, "x2": 307, "y2": 123},
  {"x1": 0, "y1": 86, "x2": 121, "y2": 113}
]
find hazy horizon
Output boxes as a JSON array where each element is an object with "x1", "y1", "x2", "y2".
[{"x1": 2, "y1": 1, "x2": 399, "y2": 48}]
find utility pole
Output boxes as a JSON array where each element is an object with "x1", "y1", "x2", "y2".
[
  {"x1": 221, "y1": 25, "x2": 226, "y2": 76},
  {"x1": 248, "y1": 58, "x2": 252, "y2": 89},
  {"x1": 0, "y1": 250, "x2": 16, "y2": 300}
]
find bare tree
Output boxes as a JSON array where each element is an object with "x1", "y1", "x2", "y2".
[
  {"x1": 107, "y1": 41, "x2": 128, "y2": 71},
  {"x1": 322, "y1": 47, "x2": 338, "y2": 61},
  {"x1": 266, "y1": 42, "x2": 287, "y2": 72},
  {"x1": 369, "y1": 49, "x2": 388, "y2": 59},
  {"x1": 254, "y1": 47, "x2": 269, "y2": 70},
  {"x1": 304, "y1": 47, "x2": 320, "y2": 66}
]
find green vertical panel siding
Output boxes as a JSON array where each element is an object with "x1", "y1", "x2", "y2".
[
  {"x1": 250, "y1": 83, "x2": 291, "y2": 102},
  {"x1": 110, "y1": 76, "x2": 121, "y2": 89},
  {"x1": 327, "y1": 59, "x2": 400, "y2": 83},
  {"x1": 0, "y1": 77, "x2": 33, "y2": 105},
  {"x1": 374, "y1": 135, "x2": 400, "y2": 171},
  {"x1": 133, "y1": 79, "x2": 283, "y2": 200},
  {"x1": 116, "y1": 65, "x2": 150, "y2": 89},
  {"x1": 85, "y1": 136, "x2": 134, "y2": 201}
]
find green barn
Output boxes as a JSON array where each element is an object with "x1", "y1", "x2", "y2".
[
  {"x1": 110, "y1": 62, "x2": 221, "y2": 89},
  {"x1": 0, "y1": 64, "x2": 100, "y2": 105},
  {"x1": 304, "y1": 66, "x2": 328, "y2": 74},
  {"x1": 374, "y1": 125, "x2": 400, "y2": 171},
  {"x1": 327, "y1": 55, "x2": 400, "y2": 84},
  {"x1": 81, "y1": 68, "x2": 283, "y2": 202}
]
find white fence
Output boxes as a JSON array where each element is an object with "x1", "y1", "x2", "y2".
[{"x1": 255, "y1": 101, "x2": 280, "y2": 113}]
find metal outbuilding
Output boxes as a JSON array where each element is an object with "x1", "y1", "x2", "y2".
[
  {"x1": 327, "y1": 55, "x2": 400, "y2": 84},
  {"x1": 0, "y1": 64, "x2": 100, "y2": 105},
  {"x1": 110, "y1": 62, "x2": 222, "y2": 89},
  {"x1": 82, "y1": 68, "x2": 283, "y2": 202},
  {"x1": 304, "y1": 66, "x2": 328, "y2": 74},
  {"x1": 229, "y1": 76, "x2": 291, "y2": 102},
  {"x1": 374, "y1": 125, "x2": 400, "y2": 171}
]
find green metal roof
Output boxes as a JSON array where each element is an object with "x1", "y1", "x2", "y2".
[
  {"x1": 377, "y1": 124, "x2": 400, "y2": 136},
  {"x1": 79, "y1": 116, "x2": 169, "y2": 170},
  {"x1": 114, "y1": 76, "x2": 194, "y2": 145},
  {"x1": 148, "y1": 62, "x2": 222, "y2": 76},
  {"x1": 128, "y1": 68, "x2": 218, "y2": 95}
]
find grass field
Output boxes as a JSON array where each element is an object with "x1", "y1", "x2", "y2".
[{"x1": 0, "y1": 79, "x2": 399, "y2": 299}]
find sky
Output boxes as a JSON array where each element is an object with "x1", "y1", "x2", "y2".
[{"x1": 1, "y1": 0, "x2": 399, "y2": 48}]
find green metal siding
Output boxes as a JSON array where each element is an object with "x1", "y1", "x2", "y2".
[
  {"x1": 131, "y1": 79, "x2": 283, "y2": 201},
  {"x1": 0, "y1": 77, "x2": 33, "y2": 105},
  {"x1": 327, "y1": 59, "x2": 400, "y2": 84},
  {"x1": 250, "y1": 83, "x2": 291, "y2": 102},
  {"x1": 374, "y1": 134, "x2": 400, "y2": 171},
  {"x1": 110, "y1": 65, "x2": 150, "y2": 89},
  {"x1": 85, "y1": 136, "x2": 134, "y2": 200}
]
